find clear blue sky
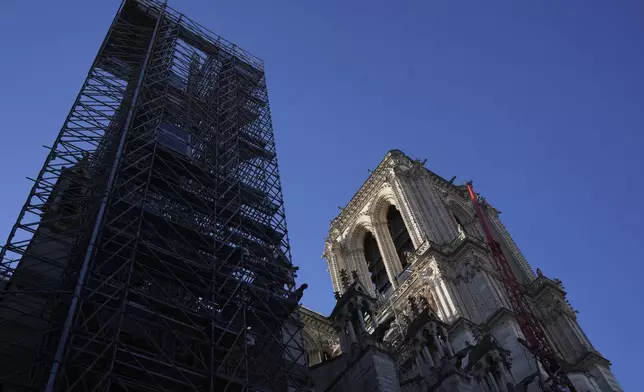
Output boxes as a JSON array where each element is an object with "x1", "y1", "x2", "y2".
[{"x1": 1, "y1": 0, "x2": 642, "y2": 388}]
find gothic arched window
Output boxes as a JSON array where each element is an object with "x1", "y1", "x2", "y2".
[
  {"x1": 386, "y1": 206, "x2": 415, "y2": 269},
  {"x1": 363, "y1": 232, "x2": 391, "y2": 295},
  {"x1": 453, "y1": 213, "x2": 467, "y2": 235}
]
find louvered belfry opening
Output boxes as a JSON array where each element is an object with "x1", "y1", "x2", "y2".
[
  {"x1": 386, "y1": 205, "x2": 414, "y2": 269},
  {"x1": 363, "y1": 232, "x2": 390, "y2": 295}
]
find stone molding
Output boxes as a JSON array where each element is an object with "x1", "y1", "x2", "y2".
[
  {"x1": 298, "y1": 306, "x2": 341, "y2": 363},
  {"x1": 372, "y1": 221, "x2": 404, "y2": 286},
  {"x1": 487, "y1": 210, "x2": 536, "y2": 281},
  {"x1": 329, "y1": 154, "x2": 392, "y2": 238},
  {"x1": 312, "y1": 150, "x2": 622, "y2": 392},
  {"x1": 329, "y1": 150, "x2": 465, "y2": 239},
  {"x1": 573, "y1": 350, "x2": 612, "y2": 371},
  {"x1": 388, "y1": 170, "x2": 427, "y2": 247},
  {"x1": 298, "y1": 306, "x2": 335, "y2": 333}
]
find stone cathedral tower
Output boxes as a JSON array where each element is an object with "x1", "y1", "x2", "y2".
[{"x1": 299, "y1": 150, "x2": 622, "y2": 392}]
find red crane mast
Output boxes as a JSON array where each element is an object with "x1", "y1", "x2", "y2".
[{"x1": 466, "y1": 182, "x2": 577, "y2": 392}]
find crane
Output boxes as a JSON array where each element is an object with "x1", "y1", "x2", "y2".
[{"x1": 465, "y1": 181, "x2": 577, "y2": 392}]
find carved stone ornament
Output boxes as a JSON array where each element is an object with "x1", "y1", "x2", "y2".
[
  {"x1": 408, "y1": 159, "x2": 426, "y2": 179},
  {"x1": 384, "y1": 168, "x2": 396, "y2": 183},
  {"x1": 407, "y1": 295, "x2": 420, "y2": 316},
  {"x1": 339, "y1": 269, "x2": 350, "y2": 289},
  {"x1": 423, "y1": 266, "x2": 434, "y2": 278},
  {"x1": 539, "y1": 300, "x2": 565, "y2": 325},
  {"x1": 455, "y1": 257, "x2": 478, "y2": 283},
  {"x1": 417, "y1": 239, "x2": 431, "y2": 256},
  {"x1": 441, "y1": 233, "x2": 466, "y2": 254}
]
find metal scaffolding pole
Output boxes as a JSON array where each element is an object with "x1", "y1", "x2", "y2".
[
  {"x1": 44, "y1": 4, "x2": 167, "y2": 391},
  {"x1": 0, "y1": 1, "x2": 309, "y2": 391}
]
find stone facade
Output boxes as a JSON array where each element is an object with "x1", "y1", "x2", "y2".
[{"x1": 301, "y1": 150, "x2": 622, "y2": 392}]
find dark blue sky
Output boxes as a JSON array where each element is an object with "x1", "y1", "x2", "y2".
[{"x1": 1, "y1": 0, "x2": 642, "y2": 389}]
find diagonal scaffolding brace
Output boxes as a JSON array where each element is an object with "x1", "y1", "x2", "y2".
[{"x1": 0, "y1": 1, "x2": 309, "y2": 391}]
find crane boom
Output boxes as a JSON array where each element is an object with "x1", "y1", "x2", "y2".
[{"x1": 466, "y1": 182, "x2": 576, "y2": 392}]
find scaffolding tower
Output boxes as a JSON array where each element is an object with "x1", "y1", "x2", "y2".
[{"x1": 0, "y1": 1, "x2": 309, "y2": 391}]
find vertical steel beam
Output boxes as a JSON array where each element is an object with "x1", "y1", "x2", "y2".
[{"x1": 44, "y1": 4, "x2": 167, "y2": 391}]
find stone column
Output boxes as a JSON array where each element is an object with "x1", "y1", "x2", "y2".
[
  {"x1": 422, "y1": 346, "x2": 434, "y2": 367},
  {"x1": 335, "y1": 326, "x2": 348, "y2": 354},
  {"x1": 356, "y1": 307, "x2": 366, "y2": 333},
  {"x1": 445, "y1": 278, "x2": 470, "y2": 320},
  {"x1": 440, "y1": 326, "x2": 454, "y2": 356},
  {"x1": 487, "y1": 373, "x2": 502, "y2": 392},
  {"x1": 534, "y1": 288, "x2": 594, "y2": 364},
  {"x1": 324, "y1": 242, "x2": 343, "y2": 294},
  {"x1": 430, "y1": 327, "x2": 443, "y2": 363},
  {"x1": 369, "y1": 309, "x2": 379, "y2": 330},
  {"x1": 346, "y1": 320, "x2": 357, "y2": 344},
  {"x1": 431, "y1": 278, "x2": 453, "y2": 321},
  {"x1": 438, "y1": 278, "x2": 458, "y2": 319},
  {"x1": 496, "y1": 367, "x2": 513, "y2": 392},
  {"x1": 348, "y1": 247, "x2": 375, "y2": 296},
  {"x1": 415, "y1": 353, "x2": 426, "y2": 377},
  {"x1": 373, "y1": 221, "x2": 403, "y2": 287},
  {"x1": 388, "y1": 174, "x2": 426, "y2": 247},
  {"x1": 393, "y1": 163, "x2": 459, "y2": 244}
]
